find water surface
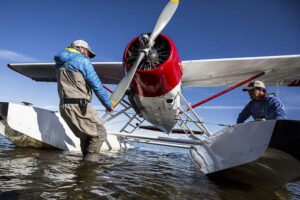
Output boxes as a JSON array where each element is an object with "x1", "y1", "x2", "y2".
[{"x1": 0, "y1": 136, "x2": 299, "y2": 200}]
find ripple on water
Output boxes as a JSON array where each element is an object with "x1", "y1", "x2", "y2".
[{"x1": 0, "y1": 142, "x2": 299, "y2": 199}]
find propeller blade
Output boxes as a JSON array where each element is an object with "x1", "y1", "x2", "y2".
[
  {"x1": 110, "y1": 52, "x2": 146, "y2": 107},
  {"x1": 109, "y1": 0, "x2": 179, "y2": 108},
  {"x1": 149, "y1": 0, "x2": 179, "y2": 45}
]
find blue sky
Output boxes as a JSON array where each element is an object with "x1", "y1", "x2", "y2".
[{"x1": 0, "y1": 0, "x2": 299, "y2": 133}]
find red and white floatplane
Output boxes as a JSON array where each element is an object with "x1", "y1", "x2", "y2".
[{"x1": 1, "y1": 0, "x2": 300, "y2": 190}]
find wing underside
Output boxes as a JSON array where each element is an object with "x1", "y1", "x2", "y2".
[
  {"x1": 182, "y1": 54, "x2": 300, "y2": 87},
  {"x1": 7, "y1": 62, "x2": 124, "y2": 84}
]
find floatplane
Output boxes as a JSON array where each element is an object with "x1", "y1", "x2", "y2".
[{"x1": 1, "y1": 0, "x2": 300, "y2": 190}]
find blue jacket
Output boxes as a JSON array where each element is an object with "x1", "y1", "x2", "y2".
[
  {"x1": 237, "y1": 94, "x2": 287, "y2": 123},
  {"x1": 54, "y1": 49, "x2": 112, "y2": 109}
]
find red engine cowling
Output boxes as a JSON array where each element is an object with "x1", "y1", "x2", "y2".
[{"x1": 123, "y1": 34, "x2": 182, "y2": 97}]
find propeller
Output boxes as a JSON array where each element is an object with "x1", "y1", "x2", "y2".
[{"x1": 109, "y1": 0, "x2": 179, "y2": 108}]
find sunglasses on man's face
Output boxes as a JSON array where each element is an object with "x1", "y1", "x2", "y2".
[
  {"x1": 247, "y1": 88, "x2": 258, "y2": 94},
  {"x1": 248, "y1": 87, "x2": 262, "y2": 94}
]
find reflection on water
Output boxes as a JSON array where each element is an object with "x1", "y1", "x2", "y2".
[{"x1": 0, "y1": 136, "x2": 299, "y2": 200}]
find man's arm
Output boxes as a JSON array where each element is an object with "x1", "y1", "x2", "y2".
[
  {"x1": 82, "y1": 59, "x2": 113, "y2": 109},
  {"x1": 269, "y1": 97, "x2": 287, "y2": 120},
  {"x1": 237, "y1": 103, "x2": 252, "y2": 124}
]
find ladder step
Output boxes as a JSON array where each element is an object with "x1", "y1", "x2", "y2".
[
  {"x1": 129, "y1": 123, "x2": 136, "y2": 128},
  {"x1": 136, "y1": 118, "x2": 143, "y2": 123}
]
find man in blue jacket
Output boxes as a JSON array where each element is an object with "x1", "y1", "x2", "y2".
[
  {"x1": 54, "y1": 39, "x2": 113, "y2": 162},
  {"x1": 237, "y1": 80, "x2": 287, "y2": 124}
]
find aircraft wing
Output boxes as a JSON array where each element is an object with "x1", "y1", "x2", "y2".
[
  {"x1": 7, "y1": 62, "x2": 124, "y2": 84},
  {"x1": 8, "y1": 54, "x2": 300, "y2": 86},
  {"x1": 182, "y1": 54, "x2": 300, "y2": 87}
]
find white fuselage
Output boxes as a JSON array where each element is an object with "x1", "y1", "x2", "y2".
[{"x1": 133, "y1": 82, "x2": 182, "y2": 133}]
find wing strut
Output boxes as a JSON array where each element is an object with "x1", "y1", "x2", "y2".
[{"x1": 186, "y1": 69, "x2": 272, "y2": 111}]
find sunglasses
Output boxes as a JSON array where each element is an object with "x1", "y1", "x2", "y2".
[{"x1": 247, "y1": 88, "x2": 260, "y2": 94}]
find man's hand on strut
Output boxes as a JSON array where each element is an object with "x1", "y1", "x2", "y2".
[{"x1": 106, "y1": 107, "x2": 114, "y2": 113}]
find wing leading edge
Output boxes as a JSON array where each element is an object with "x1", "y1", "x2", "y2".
[
  {"x1": 7, "y1": 62, "x2": 124, "y2": 84},
  {"x1": 182, "y1": 54, "x2": 300, "y2": 87}
]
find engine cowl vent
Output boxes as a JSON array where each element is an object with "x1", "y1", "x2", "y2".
[{"x1": 125, "y1": 34, "x2": 171, "y2": 71}]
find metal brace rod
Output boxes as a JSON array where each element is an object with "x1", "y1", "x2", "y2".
[
  {"x1": 179, "y1": 92, "x2": 211, "y2": 136},
  {"x1": 177, "y1": 114, "x2": 202, "y2": 140},
  {"x1": 179, "y1": 109, "x2": 210, "y2": 138}
]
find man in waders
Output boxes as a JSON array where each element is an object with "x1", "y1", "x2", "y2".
[{"x1": 54, "y1": 39, "x2": 113, "y2": 162}]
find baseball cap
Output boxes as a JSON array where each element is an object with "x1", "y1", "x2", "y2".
[
  {"x1": 243, "y1": 80, "x2": 265, "y2": 91},
  {"x1": 70, "y1": 39, "x2": 96, "y2": 58}
]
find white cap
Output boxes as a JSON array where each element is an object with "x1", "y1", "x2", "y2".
[
  {"x1": 243, "y1": 80, "x2": 265, "y2": 91},
  {"x1": 70, "y1": 39, "x2": 96, "y2": 58}
]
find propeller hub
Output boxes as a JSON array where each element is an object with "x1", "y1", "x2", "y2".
[{"x1": 139, "y1": 34, "x2": 150, "y2": 48}]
